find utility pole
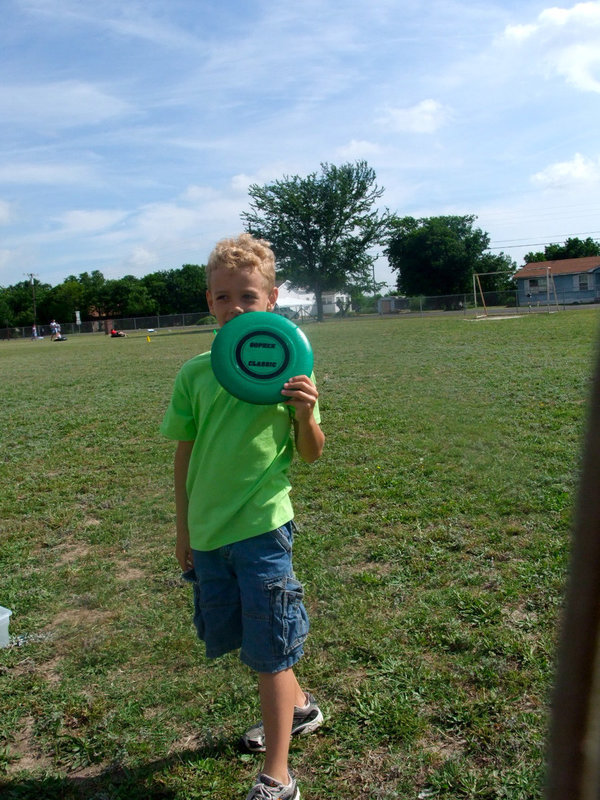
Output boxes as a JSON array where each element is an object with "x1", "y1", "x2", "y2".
[{"x1": 25, "y1": 273, "x2": 38, "y2": 327}]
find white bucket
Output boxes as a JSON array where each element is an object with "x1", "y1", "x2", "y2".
[{"x1": 0, "y1": 606, "x2": 12, "y2": 647}]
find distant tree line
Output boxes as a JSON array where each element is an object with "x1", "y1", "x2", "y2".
[
  {"x1": 3, "y1": 160, "x2": 599, "y2": 327},
  {"x1": 0, "y1": 264, "x2": 207, "y2": 328},
  {"x1": 524, "y1": 237, "x2": 600, "y2": 264}
]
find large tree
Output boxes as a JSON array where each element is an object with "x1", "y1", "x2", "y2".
[
  {"x1": 70, "y1": 270, "x2": 108, "y2": 318},
  {"x1": 141, "y1": 264, "x2": 207, "y2": 314},
  {"x1": 39, "y1": 279, "x2": 87, "y2": 324},
  {"x1": 476, "y1": 251, "x2": 517, "y2": 291},
  {"x1": 524, "y1": 236, "x2": 600, "y2": 263},
  {"x1": 0, "y1": 288, "x2": 12, "y2": 327},
  {"x1": 241, "y1": 161, "x2": 389, "y2": 320},
  {"x1": 2, "y1": 279, "x2": 51, "y2": 327},
  {"x1": 386, "y1": 215, "x2": 510, "y2": 296}
]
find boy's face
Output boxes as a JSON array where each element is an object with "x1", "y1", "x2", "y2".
[{"x1": 206, "y1": 266, "x2": 278, "y2": 327}]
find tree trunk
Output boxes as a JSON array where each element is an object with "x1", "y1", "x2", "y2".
[{"x1": 314, "y1": 290, "x2": 324, "y2": 322}]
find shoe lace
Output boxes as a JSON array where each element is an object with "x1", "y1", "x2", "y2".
[{"x1": 248, "y1": 782, "x2": 281, "y2": 799}]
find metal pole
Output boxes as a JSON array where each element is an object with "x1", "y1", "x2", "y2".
[{"x1": 26, "y1": 273, "x2": 37, "y2": 327}]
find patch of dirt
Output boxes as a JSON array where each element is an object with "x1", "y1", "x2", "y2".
[
  {"x1": 343, "y1": 560, "x2": 396, "y2": 577},
  {"x1": 52, "y1": 541, "x2": 91, "y2": 566},
  {"x1": 330, "y1": 747, "x2": 404, "y2": 799},
  {"x1": 421, "y1": 731, "x2": 466, "y2": 760},
  {"x1": 10, "y1": 654, "x2": 62, "y2": 685},
  {"x1": 5, "y1": 716, "x2": 53, "y2": 775},
  {"x1": 115, "y1": 562, "x2": 146, "y2": 582},
  {"x1": 168, "y1": 730, "x2": 207, "y2": 754},
  {"x1": 49, "y1": 607, "x2": 114, "y2": 631},
  {"x1": 37, "y1": 654, "x2": 63, "y2": 684},
  {"x1": 66, "y1": 762, "x2": 110, "y2": 778},
  {"x1": 502, "y1": 604, "x2": 539, "y2": 636}
]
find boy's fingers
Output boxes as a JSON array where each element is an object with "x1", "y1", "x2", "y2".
[{"x1": 283, "y1": 376, "x2": 318, "y2": 394}]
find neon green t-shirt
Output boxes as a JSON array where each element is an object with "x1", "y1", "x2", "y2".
[{"x1": 160, "y1": 350, "x2": 320, "y2": 552}]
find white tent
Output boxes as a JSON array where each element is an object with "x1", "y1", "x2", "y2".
[
  {"x1": 275, "y1": 280, "x2": 351, "y2": 317},
  {"x1": 275, "y1": 281, "x2": 315, "y2": 315}
]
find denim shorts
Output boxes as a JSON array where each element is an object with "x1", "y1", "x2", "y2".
[{"x1": 181, "y1": 521, "x2": 309, "y2": 673}]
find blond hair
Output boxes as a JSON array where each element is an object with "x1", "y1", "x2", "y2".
[{"x1": 206, "y1": 233, "x2": 276, "y2": 290}]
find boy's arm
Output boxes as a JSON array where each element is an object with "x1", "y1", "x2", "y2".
[
  {"x1": 174, "y1": 440, "x2": 194, "y2": 570},
  {"x1": 281, "y1": 375, "x2": 325, "y2": 463}
]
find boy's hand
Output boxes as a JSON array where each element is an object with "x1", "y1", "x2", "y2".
[
  {"x1": 281, "y1": 374, "x2": 319, "y2": 422},
  {"x1": 281, "y1": 375, "x2": 324, "y2": 463},
  {"x1": 174, "y1": 440, "x2": 194, "y2": 571},
  {"x1": 176, "y1": 531, "x2": 193, "y2": 571}
]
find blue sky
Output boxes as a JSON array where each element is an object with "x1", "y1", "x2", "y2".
[{"x1": 1, "y1": 0, "x2": 600, "y2": 291}]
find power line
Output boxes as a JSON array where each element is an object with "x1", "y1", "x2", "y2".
[
  {"x1": 488, "y1": 232, "x2": 600, "y2": 251},
  {"x1": 491, "y1": 231, "x2": 600, "y2": 245}
]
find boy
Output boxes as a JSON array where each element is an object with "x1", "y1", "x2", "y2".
[{"x1": 160, "y1": 234, "x2": 325, "y2": 800}]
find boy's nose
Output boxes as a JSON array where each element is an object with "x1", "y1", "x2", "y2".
[{"x1": 228, "y1": 306, "x2": 244, "y2": 320}]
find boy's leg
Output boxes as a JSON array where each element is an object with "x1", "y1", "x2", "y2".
[{"x1": 258, "y1": 667, "x2": 306, "y2": 784}]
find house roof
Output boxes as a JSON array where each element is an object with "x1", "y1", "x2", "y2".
[{"x1": 513, "y1": 256, "x2": 600, "y2": 280}]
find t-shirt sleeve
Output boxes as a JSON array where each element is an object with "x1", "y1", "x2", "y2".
[{"x1": 160, "y1": 368, "x2": 197, "y2": 441}]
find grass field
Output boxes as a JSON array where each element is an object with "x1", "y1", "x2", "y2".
[{"x1": 1, "y1": 310, "x2": 599, "y2": 800}]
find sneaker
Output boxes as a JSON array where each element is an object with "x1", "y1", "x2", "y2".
[
  {"x1": 245, "y1": 772, "x2": 300, "y2": 800},
  {"x1": 241, "y1": 693, "x2": 323, "y2": 753}
]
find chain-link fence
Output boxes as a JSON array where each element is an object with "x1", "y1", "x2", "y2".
[
  {"x1": 2, "y1": 289, "x2": 597, "y2": 340},
  {"x1": 1, "y1": 311, "x2": 214, "y2": 340},
  {"x1": 377, "y1": 288, "x2": 592, "y2": 315}
]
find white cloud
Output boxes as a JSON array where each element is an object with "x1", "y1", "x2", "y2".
[
  {"x1": 378, "y1": 99, "x2": 451, "y2": 134},
  {"x1": 532, "y1": 152, "x2": 600, "y2": 187},
  {"x1": 230, "y1": 175, "x2": 255, "y2": 194},
  {"x1": 553, "y1": 43, "x2": 600, "y2": 92},
  {"x1": 182, "y1": 185, "x2": 221, "y2": 203},
  {"x1": 502, "y1": 2, "x2": 600, "y2": 93},
  {"x1": 504, "y1": 23, "x2": 537, "y2": 41},
  {"x1": 0, "y1": 250, "x2": 12, "y2": 271},
  {"x1": 127, "y1": 246, "x2": 156, "y2": 269},
  {"x1": 20, "y1": 0, "x2": 202, "y2": 50},
  {"x1": 336, "y1": 140, "x2": 382, "y2": 159},
  {"x1": 0, "y1": 80, "x2": 131, "y2": 128},
  {"x1": 0, "y1": 163, "x2": 96, "y2": 185},
  {"x1": 230, "y1": 166, "x2": 303, "y2": 194},
  {"x1": 53, "y1": 209, "x2": 128, "y2": 234},
  {"x1": 540, "y1": 2, "x2": 600, "y2": 26},
  {"x1": 0, "y1": 200, "x2": 14, "y2": 225}
]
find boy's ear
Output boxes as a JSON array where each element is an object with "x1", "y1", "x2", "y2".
[{"x1": 267, "y1": 285, "x2": 278, "y2": 311}]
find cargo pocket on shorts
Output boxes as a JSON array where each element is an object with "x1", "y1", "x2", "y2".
[
  {"x1": 181, "y1": 567, "x2": 206, "y2": 641},
  {"x1": 269, "y1": 523, "x2": 293, "y2": 554},
  {"x1": 267, "y1": 575, "x2": 309, "y2": 656}
]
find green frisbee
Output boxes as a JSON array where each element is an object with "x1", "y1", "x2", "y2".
[{"x1": 211, "y1": 312, "x2": 313, "y2": 405}]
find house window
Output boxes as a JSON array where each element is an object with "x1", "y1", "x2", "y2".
[
  {"x1": 578, "y1": 274, "x2": 589, "y2": 291},
  {"x1": 528, "y1": 278, "x2": 547, "y2": 294}
]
